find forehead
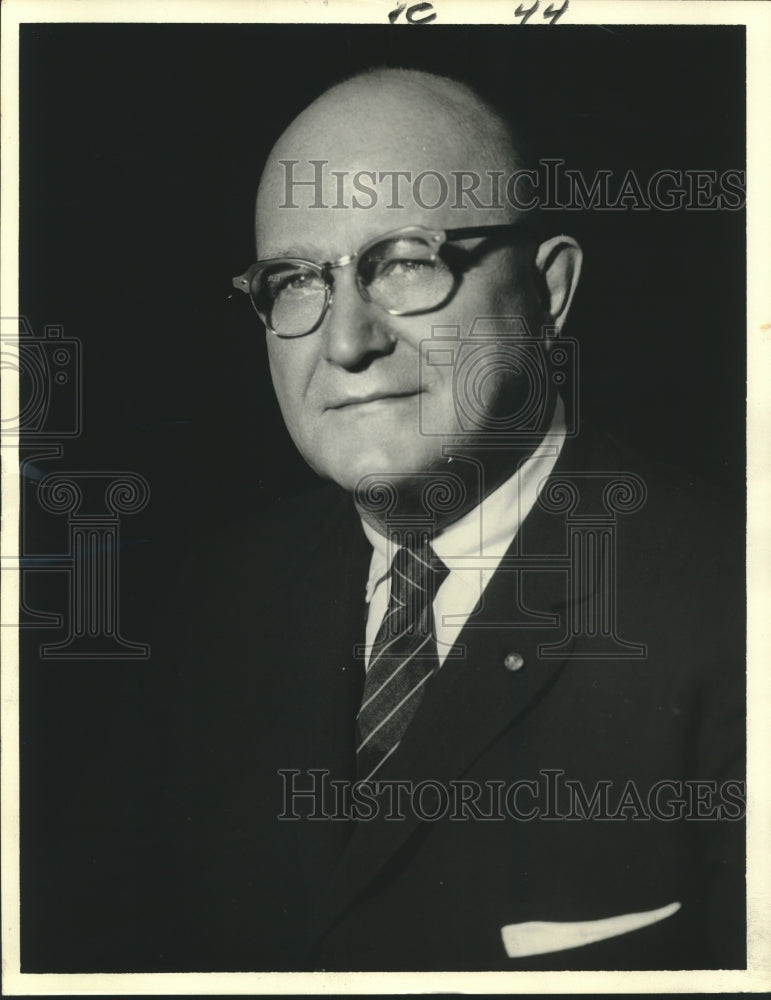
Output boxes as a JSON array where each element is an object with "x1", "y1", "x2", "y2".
[
  {"x1": 255, "y1": 91, "x2": 518, "y2": 259},
  {"x1": 257, "y1": 173, "x2": 457, "y2": 260}
]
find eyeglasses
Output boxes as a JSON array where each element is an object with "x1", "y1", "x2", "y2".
[{"x1": 232, "y1": 223, "x2": 533, "y2": 338}]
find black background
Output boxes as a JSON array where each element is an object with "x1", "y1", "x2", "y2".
[{"x1": 18, "y1": 23, "x2": 745, "y2": 971}]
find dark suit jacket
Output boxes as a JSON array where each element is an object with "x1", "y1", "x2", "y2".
[{"x1": 158, "y1": 425, "x2": 745, "y2": 971}]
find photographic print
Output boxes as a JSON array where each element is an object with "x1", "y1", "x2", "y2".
[{"x1": 1, "y1": 0, "x2": 768, "y2": 993}]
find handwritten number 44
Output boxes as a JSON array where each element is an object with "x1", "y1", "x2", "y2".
[
  {"x1": 515, "y1": 0, "x2": 569, "y2": 23},
  {"x1": 388, "y1": 2, "x2": 437, "y2": 23}
]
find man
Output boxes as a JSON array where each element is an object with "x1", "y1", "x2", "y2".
[{"x1": 163, "y1": 69, "x2": 744, "y2": 972}]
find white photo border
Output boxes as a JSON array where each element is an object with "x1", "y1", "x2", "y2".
[{"x1": 1, "y1": 0, "x2": 769, "y2": 994}]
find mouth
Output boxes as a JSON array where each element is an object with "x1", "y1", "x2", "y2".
[{"x1": 327, "y1": 390, "x2": 421, "y2": 410}]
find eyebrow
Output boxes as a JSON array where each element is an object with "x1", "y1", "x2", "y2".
[{"x1": 256, "y1": 243, "x2": 330, "y2": 262}]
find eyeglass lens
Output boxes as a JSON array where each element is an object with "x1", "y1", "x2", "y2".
[{"x1": 252, "y1": 234, "x2": 455, "y2": 337}]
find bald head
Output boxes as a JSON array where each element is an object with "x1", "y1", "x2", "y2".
[
  {"x1": 256, "y1": 69, "x2": 530, "y2": 254},
  {"x1": 267, "y1": 67, "x2": 524, "y2": 171}
]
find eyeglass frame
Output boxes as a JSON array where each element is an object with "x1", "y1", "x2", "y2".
[{"x1": 231, "y1": 223, "x2": 535, "y2": 338}]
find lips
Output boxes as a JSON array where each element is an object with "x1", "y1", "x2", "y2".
[{"x1": 327, "y1": 389, "x2": 421, "y2": 409}]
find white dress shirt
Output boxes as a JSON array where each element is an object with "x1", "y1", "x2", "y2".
[{"x1": 360, "y1": 397, "x2": 566, "y2": 668}]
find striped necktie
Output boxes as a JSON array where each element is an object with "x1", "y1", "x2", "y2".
[{"x1": 356, "y1": 535, "x2": 449, "y2": 783}]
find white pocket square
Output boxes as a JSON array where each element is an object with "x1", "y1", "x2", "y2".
[{"x1": 501, "y1": 901, "x2": 681, "y2": 958}]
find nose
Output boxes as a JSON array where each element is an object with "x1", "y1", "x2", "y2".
[{"x1": 321, "y1": 268, "x2": 396, "y2": 371}]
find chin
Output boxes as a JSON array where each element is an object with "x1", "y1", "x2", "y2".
[{"x1": 313, "y1": 443, "x2": 441, "y2": 495}]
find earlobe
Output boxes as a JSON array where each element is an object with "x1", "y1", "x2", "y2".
[{"x1": 534, "y1": 235, "x2": 583, "y2": 329}]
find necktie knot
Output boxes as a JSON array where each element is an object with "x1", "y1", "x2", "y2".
[
  {"x1": 388, "y1": 540, "x2": 449, "y2": 639},
  {"x1": 390, "y1": 538, "x2": 449, "y2": 605}
]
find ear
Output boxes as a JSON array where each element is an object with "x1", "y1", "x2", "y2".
[{"x1": 534, "y1": 235, "x2": 583, "y2": 330}]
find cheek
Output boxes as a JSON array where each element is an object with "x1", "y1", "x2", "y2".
[
  {"x1": 266, "y1": 341, "x2": 315, "y2": 432},
  {"x1": 460, "y1": 260, "x2": 538, "y2": 330}
]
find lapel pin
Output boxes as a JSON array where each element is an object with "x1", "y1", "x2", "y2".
[{"x1": 504, "y1": 652, "x2": 525, "y2": 672}]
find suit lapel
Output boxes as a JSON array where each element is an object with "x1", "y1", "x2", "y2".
[
  {"x1": 294, "y1": 498, "x2": 369, "y2": 780},
  {"x1": 284, "y1": 492, "x2": 370, "y2": 911}
]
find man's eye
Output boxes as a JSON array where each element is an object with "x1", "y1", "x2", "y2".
[{"x1": 269, "y1": 271, "x2": 324, "y2": 296}]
